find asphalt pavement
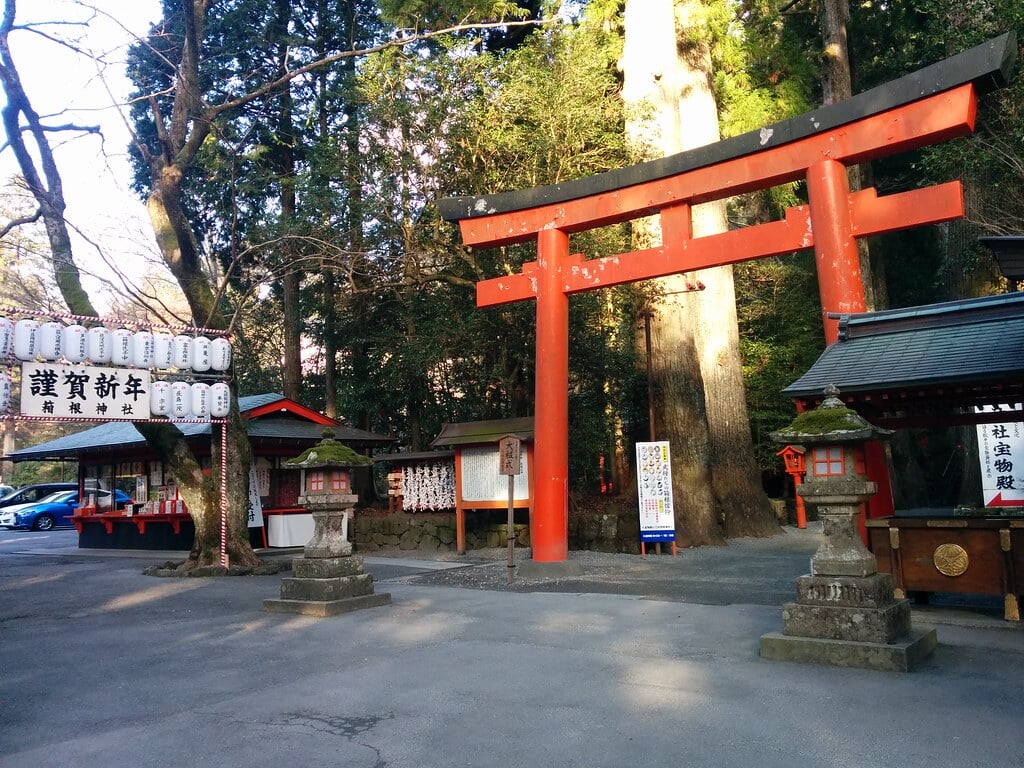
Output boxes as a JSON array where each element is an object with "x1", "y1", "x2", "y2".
[{"x1": 1, "y1": 525, "x2": 1021, "y2": 768}]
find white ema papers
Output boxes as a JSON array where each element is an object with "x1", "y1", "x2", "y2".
[{"x1": 636, "y1": 441, "x2": 676, "y2": 543}]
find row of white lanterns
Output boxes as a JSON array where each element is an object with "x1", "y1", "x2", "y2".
[
  {"x1": 153, "y1": 380, "x2": 232, "y2": 419},
  {"x1": 0, "y1": 318, "x2": 232, "y2": 372},
  {"x1": 0, "y1": 378, "x2": 232, "y2": 419}
]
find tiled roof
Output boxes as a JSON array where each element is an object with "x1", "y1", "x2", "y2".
[
  {"x1": 247, "y1": 418, "x2": 391, "y2": 445},
  {"x1": 431, "y1": 417, "x2": 534, "y2": 447},
  {"x1": 6, "y1": 395, "x2": 392, "y2": 462},
  {"x1": 784, "y1": 292, "x2": 1024, "y2": 398},
  {"x1": 374, "y1": 450, "x2": 455, "y2": 464}
]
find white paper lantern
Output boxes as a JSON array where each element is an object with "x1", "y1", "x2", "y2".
[
  {"x1": 170, "y1": 380, "x2": 191, "y2": 418},
  {"x1": 0, "y1": 371, "x2": 11, "y2": 413},
  {"x1": 87, "y1": 326, "x2": 112, "y2": 364},
  {"x1": 191, "y1": 335, "x2": 212, "y2": 372},
  {"x1": 210, "y1": 382, "x2": 231, "y2": 417},
  {"x1": 0, "y1": 317, "x2": 13, "y2": 359},
  {"x1": 63, "y1": 324, "x2": 87, "y2": 363},
  {"x1": 153, "y1": 332, "x2": 174, "y2": 368},
  {"x1": 172, "y1": 334, "x2": 192, "y2": 370},
  {"x1": 131, "y1": 330, "x2": 155, "y2": 368},
  {"x1": 13, "y1": 318, "x2": 39, "y2": 361},
  {"x1": 38, "y1": 321, "x2": 64, "y2": 361},
  {"x1": 210, "y1": 337, "x2": 232, "y2": 371},
  {"x1": 150, "y1": 380, "x2": 171, "y2": 416},
  {"x1": 190, "y1": 382, "x2": 210, "y2": 418},
  {"x1": 110, "y1": 328, "x2": 132, "y2": 366}
]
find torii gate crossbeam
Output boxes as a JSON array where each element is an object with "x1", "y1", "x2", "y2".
[{"x1": 439, "y1": 34, "x2": 1016, "y2": 566}]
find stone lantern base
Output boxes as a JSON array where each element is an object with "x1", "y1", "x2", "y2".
[
  {"x1": 759, "y1": 571, "x2": 937, "y2": 672},
  {"x1": 760, "y1": 489, "x2": 936, "y2": 672},
  {"x1": 263, "y1": 505, "x2": 391, "y2": 618}
]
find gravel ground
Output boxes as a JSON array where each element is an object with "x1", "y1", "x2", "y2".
[{"x1": 375, "y1": 526, "x2": 823, "y2": 606}]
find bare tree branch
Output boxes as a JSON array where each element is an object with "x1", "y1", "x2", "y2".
[{"x1": 0, "y1": 204, "x2": 40, "y2": 237}]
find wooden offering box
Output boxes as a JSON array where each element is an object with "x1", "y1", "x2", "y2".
[{"x1": 866, "y1": 516, "x2": 1023, "y2": 621}]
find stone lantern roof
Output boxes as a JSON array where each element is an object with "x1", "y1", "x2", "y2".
[
  {"x1": 284, "y1": 428, "x2": 374, "y2": 469},
  {"x1": 770, "y1": 385, "x2": 892, "y2": 446}
]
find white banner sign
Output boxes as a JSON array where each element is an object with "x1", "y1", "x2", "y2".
[
  {"x1": 247, "y1": 462, "x2": 264, "y2": 528},
  {"x1": 20, "y1": 362, "x2": 150, "y2": 419},
  {"x1": 636, "y1": 441, "x2": 675, "y2": 542},
  {"x1": 975, "y1": 405, "x2": 1024, "y2": 508}
]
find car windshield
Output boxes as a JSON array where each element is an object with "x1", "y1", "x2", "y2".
[{"x1": 39, "y1": 490, "x2": 76, "y2": 504}]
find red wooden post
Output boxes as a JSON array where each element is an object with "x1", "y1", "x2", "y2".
[
  {"x1": 807, "y1": 159, "x2": 866, "y2": 344},
  {"x1": 792, "y1": 474, "x2": 807, "y2": 528},
  {"x1": 532, "y1": 228, "x2": 571, "y2": 562}
]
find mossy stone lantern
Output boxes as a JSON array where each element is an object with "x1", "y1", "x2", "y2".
[
  {"x1": 286, "y1": 429, "x2": 372, "y2": 558},
  {"x1": 771, "y1": 385, "x2": 890, "y2": 578},
  {"x1": 760, "y1": 385, "x2": 936, "y2": 672},
  {"x1": 263, "y1": 429, "x2": 390, "y2": 617}
]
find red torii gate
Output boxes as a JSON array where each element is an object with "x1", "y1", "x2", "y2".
[{"x1": 439, "y1": 33, "x2": 1016, "y2": 567}]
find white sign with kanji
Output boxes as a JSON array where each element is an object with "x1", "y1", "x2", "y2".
[
  {"x1": 20, "y1": 362, "x2": 151, "y2": 420},
  {"x1": 975, "y1": 405, "x2": 1024, "y2": 508},
  {"x1": 635, "y1": 441, "x2": 676, "y2": 543}
]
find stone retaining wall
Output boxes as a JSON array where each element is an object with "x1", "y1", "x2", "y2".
[
  {"x1": 352, "y1": 510, "x2": 529, "y2": 553},
  {"x1": 352, "y1": 498, "x2": 789, "y2": 554},
  {"x1": 352, "y1": 502, "x2": 647, "y2": 554}
]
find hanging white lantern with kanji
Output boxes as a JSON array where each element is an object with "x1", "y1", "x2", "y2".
[
  {"x1": 190, "y1": 382, "x2": 210, "y2": 418},
  {"x1": 191, "y1": 335, "x2": 212, "y2": 372},
  {"x1": 110, "y1": 328, "x2": 132, "y2": 366},
  {"x1": 13, "y1": 318, "x2": 39, "y2": 361},
  {"x1": 210, "y1": 337, "x2": 232, "y2": 371},
  {"x1": 172, "y1": 334, "x2": 192, "y2": 369},
  {"x1": 210, "y1": 382, "x2": 231, "y2": 417},
  {"x1": 150, "y1": 380, "x2": 172, "y2": 416},
  {"x1": 87, "y1": 326, "x2": 111, "y2": 364},
  {"x1": 38, "y1": 321, "x2": 63, "y2": 361},
  {"x1": 0, "y1": 316, "x2": 13, "y2": 359},
  {"x1": 0, "y1": 371, "x2": 11, "y2": 413},
  {"x1": 131, "y1": 330, "x2": 155, "y2": 368},
  {"x1": 63, "y1": 324, "x2": 87, "y2": 363},
  {"x1": 170, "y1": 380, "x2": 191, "y2": 418},
  {"x1": 153, "y1": 332, "x2": 174, "y2": 368}
]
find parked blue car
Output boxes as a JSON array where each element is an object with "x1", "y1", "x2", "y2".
[{"x1": 0, "y1": 489, "x2": 131, "y2": 531}]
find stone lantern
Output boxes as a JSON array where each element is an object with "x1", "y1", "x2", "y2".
[
  {"x1": 760, "y1": 385, "x2": 936, "y2": 671},
  {"x1": 263, "y1": 430, "x2": 390, "y2": 617}
]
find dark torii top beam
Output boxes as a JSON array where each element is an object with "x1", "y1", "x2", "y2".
[{"x1": 439, "y1": 33, "x2": 1015, "y2": 235}]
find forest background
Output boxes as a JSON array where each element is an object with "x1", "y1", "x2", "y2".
[{"x1": 1, "y1": 0, "x2": 1022, "y2": 561}]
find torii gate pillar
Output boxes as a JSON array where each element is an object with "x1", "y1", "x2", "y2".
[
  {"x1": 533, "y1": 228, "x2": 571, "y2": 561},
  {"x1": 808, "y1": 159, "x2": 867, "y2": 339},
  {"x1": 439, "y1": 34, "x2": 1016, "y2": 566}
]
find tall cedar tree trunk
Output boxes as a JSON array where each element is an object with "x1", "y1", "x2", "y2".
[
  {"x1": 819, "y1": 0, "x2": 886, "y2": 310},
  {"x1": 339, "y1": 0, "x2": 367, "y2": 425},
  {"x1": 622, "y1": 0, "x2": 778, "y2": 544},
  {"x1": 275, "y1": 0, "x2": 302, "y2": 401}
]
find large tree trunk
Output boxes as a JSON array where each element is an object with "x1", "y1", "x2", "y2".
[
  {"x1": 275, "y1": 0, "x2": 302, "y2": 401},
  {"x1": 147, "y1": 160, "x2": 260, "y2": 568},
  {"x1": 623, "y1": 0, "x2": 777, "y2": 543}
]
